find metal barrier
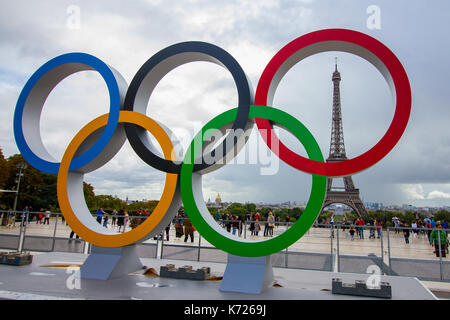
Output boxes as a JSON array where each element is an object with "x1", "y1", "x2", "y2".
[
  {"x1": 0, "y1": 210, "x2": 448, "y2": 282},
  {"x1": 336, "y1": 224, "x2": 385, "y2": 275}
]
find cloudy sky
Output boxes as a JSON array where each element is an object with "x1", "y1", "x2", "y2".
[{"x1": 1, "y1": 0, "x2": 450, "y2": 207}]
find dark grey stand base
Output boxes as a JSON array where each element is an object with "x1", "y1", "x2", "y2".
[
  {"x1": 332, "y1": 278, "x2": 392, "y2": 299},
  {"x1": 160, "y1": 264, "x2": 211, "y2": 280},
  {"x1": 0, "y1": 251, "x2": 33, "y2": 266}
]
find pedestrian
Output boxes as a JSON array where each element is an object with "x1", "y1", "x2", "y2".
[
  {"x1": 117, "y1": 209, "x2": 125, "y2": 232},
  {"x1": 7, "y1": 210, "x2": 16, "y2": 228},
  {"x1": 376, "y1": 219, "x2": 382, "y2": 239},
  {"x1": 403, "y1": 223, "x2": 410, "y2": 244},
  {"x1": 69, "y1": 230, "x2": 79, "y2": 240},
  {"x1": 96, "y1": 208, "x2": 105, "y2": 224},
  {"x1": 430, "y1": 223, "x2": 448, "y2": 257},
  {"x1": 443, "y1": 220, "x2": 449, "y2": 236},
  {"x1": 238, "y1": 215, "x2": 245, "y2": 237},
  {"x1": 37, "y1": 209, "x2": 44, "y2": 224},
  {"x1": 285, "y1": 215, "x2": 290, "y2": 230},
  {"x1": 103, "y1": 211, "x2": 109, "y2": 228},
  {"x1": 263, "y1": 213, "x2": 269, "y2": 237},
  {"x1": 368, "y1": 219, "x2": 375, "y2": 239},
  {"x1": 111, "y1": 209, "x2": 117, "y2": 227},
  {"x1": 165, "y1": 223, "x2": 170, "y2": 241},
  {"x1": 21, "y1": 206, "x2": 29, "y2": 227},
  {"x1": 268, "y1": 212, "x2": 275, "y2": 237},
  {"x1": 254, "y1": 220, "x2": 261, "y2": 236},
  {"x1": 225, "y1": 214, "x2": 232, "y2": 233},
  {"x1": 216, "y1": 210, "x2": 221, "y2": 222},
  {"x1": 231, "y1": 216, "x2": 238, "y2": 235},
  {"x1": 43, "y1": 210, "x2": 50, "y2": 225},
  {"x1": 249, "y1": 213, "x2": 255, "y2": 236},
  {"x1": 349, "y1": 227, "x2": 356, "y2": 241},
  {"x1": 184, "y1": 217, "x2": 195, "y2": 243},
  {"x1": 175, "y1": 214, "x2": 184, "y2": 238},
  {"x1": 356, "y1": 218, "x2": 365, "y2": 239},
  {"x1": 411, "y1": 220, "x2": 418, "y2": 238}
]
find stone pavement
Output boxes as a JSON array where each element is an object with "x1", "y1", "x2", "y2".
[{"x1": 0, "y1": 251, "x2": 438, "y2": 300}]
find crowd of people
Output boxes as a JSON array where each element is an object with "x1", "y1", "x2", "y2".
[
  {"x1": 215, "y1": 211, "x2": 282, "y2": 238},
  {"x1": 3, "y1": 206, "x2": 449, "y2": 257},
  {"x1": 323, "y1": 215, "x2": 449, "y2": 257}
]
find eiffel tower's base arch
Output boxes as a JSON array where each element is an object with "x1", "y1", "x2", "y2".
[{"x1": 320, "y1": 190, "x2": 369, "y2": 217}]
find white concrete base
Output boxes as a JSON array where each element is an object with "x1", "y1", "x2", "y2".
[
  {"x1": 80, "y1": 245, "x2": 143, "y2": 280},
  {"x1": 220, "y1": 254, "x2": 273, "y2": 294}
]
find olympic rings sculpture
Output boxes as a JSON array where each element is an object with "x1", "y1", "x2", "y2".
[{"x1": 13, "y1": 29, "x2": 411, "y2": 257}]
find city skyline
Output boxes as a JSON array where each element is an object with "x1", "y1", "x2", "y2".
[{"x1": 1, "y1": 1, "x2": 450, "y2": 208}]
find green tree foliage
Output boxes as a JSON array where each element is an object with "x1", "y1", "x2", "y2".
[
  {"x1": 0, "y1": 147, "x2": 9, "y2": 189},
  {"x1": 126, "y1": 200, "x2": 158, "y2": 214},
  {"x1": 226, "y1": 203, "x2": 246, "y2": 216},
  {"x1": 90, "y1": 195, "x2": 125, "y2": 213},
  {"x1": 434, "y1": 210, "x2": 450, "y2": 223},
  {"x1": 1, "y1": 154, "x2": 43, "y2": 211}
]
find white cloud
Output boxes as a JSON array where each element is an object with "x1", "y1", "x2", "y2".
[
  {"x1": 2, "y1": 0, "x2": 450, "y2": 206},
  {"x1": 427, "y1": 190, "x2": 450, "y2": 200}
]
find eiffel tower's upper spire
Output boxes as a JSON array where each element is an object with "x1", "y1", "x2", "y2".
[{"x1": 328, "y1": 58, "x2": 346, "y2": 160}]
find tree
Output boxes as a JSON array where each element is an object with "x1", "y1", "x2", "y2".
[
  {"x1": 434, "y1": 210, "x2": 450, "y2": 223},
  {"x1": 226, "y1": 203, "x2": 246, "y2": 217},
  {"x1": 0, "y1": 147, "x2": 9, "y2": 189},
  {"x1": 1, "y1": 154, "x2": 43, "y2": 211},
  {"x1": 83, "y1": 182, "x2": 96, "y2": 211}
]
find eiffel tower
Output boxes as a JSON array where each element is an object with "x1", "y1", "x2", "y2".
[{"x1": 321, "y1": 60, "x2": 368, "y2": 217}]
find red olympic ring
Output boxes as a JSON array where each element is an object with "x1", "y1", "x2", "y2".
[{"x1": 255, "y1": 28, "x2": 411, "y2": 177}]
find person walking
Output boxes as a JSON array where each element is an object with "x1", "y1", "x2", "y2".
[
  {"x1": 175, "y1": 213, "x2": 184, "y2": 238},
  {"x1": 254, "y1": 220, "x2": 261, "y2": 236},
  {"x1": 165, "y1": 223, "x2": 170, "y2": 241},
  {"x1": 403, "y1": 223, "x2": 410, "y2": 244},
  {"x1": 117, "y1": 210, "x2": 125, "y2": 232},
  {"x1": 349, "y1": 227, "x2": 356, "y2": 241},
  {"x1": 249, "y1": 213, "x2": 255, "y2": 236},
  {"x1": 238, "y1": 215, "x2": 245, "y2": 237},
  {"x1": 231, "y1": 216, "x2": 238, "y2": 235},
  {"x1": 43, "y1": 210, "x2": 50, "y2": 225},
  {"x1": 102, "y1": 211, "x2": 109, "y2": 228},
  {"x1": 375, "y1": 219, "x2": 382, "y2": 239},
  {"x1": 96, "y1": 208, "x2": 105, "y2": 224},
  {"x1": 7, "y1": 211, "x2": 16, "y2": 228},
  {"x1": 183, "y1": 217, "x2": 195, "y2": 243},
  {"x1": 111, "y1": 209, "x2": 117, "y2": 227},
  {"x1": 267, "y1": 212, "x2": 275, "y2": 237},
  {"x1": 225, "y1": 214, "x2": 232, "y2": 233},
  {"x1": 356, "y1": 218, "x2": 365, "y2": 239},
  {"x1": 263, "y1": 213, "x2": 269, "y2": 237},
  {"x1": 69, "y1": 229, "x2": 79, "y2": 241},
  {"x1": 430, "y1": 223, "x2": 448, "y2": 257}
]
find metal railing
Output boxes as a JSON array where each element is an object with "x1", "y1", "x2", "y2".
[{"x1": 0, "y1": 211, "x2": 448, "y2": 282}]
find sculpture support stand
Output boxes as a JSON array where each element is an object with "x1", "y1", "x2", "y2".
[
  {"x1": 80, "y1": 244, "x2": 143, "y2": 280},
  {"x1": 220, "y1": 254, "x2": 273, "y2": 294}
]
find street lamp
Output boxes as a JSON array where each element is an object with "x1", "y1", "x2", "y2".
[{"x1": 12, "y1": 162, "x2": 27, "y2": 213}]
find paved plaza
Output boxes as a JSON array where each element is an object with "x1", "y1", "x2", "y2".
[
  {"x1": 1, "y1": 217, "x2": 447, "y2": 261},
  {"x1": 1, "y1": 216, "x2": 449, "y2": 298}
]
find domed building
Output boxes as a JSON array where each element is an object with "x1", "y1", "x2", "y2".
[{"x1": 207, "y1": 193, "x2": 224, "y2": 209}]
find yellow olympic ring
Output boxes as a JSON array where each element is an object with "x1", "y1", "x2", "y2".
[{"x1": 57, "y1": 111, "x2": 179, "y2": 247}]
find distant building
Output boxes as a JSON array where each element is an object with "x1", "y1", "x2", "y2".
[{"x1": 206, "y1": 193, "x2": 224, "y2": 209}]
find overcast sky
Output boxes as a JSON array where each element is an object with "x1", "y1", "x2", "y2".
[{"x1": 1, "y1": 0, "x2": 450, "y2": 207}]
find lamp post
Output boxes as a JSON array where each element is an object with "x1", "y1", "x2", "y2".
[{"x1": 12, "y1": 162, "x2": 27, "y2": 213}]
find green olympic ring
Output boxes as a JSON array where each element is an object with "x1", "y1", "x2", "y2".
[{"x1": 181, "y1": 105, "x2": 326, "y2": 257}]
